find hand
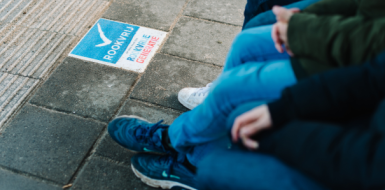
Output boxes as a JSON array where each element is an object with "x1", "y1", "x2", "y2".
[
  {"x1": 271, "y1": 6, "x2": 300, "y2": 56},
  {"x1": 231, "y1": 105, "x2": 272, "y2": 150}
]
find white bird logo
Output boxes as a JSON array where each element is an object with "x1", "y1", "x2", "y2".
[{"x1": 95, "y1": 23, "x2": 112, "y2": 47}]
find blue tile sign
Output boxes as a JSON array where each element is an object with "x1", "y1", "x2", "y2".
[{"x1": 69, "y1": 19, "x2": 167, "y2": 72}]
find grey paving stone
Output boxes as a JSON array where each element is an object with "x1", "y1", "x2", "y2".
[
  {"x1": 131, "y1": 54, "x2": 221, "y2": 111},
  {"x1": 0, "y1": 104, "x2": 105, "y2": 184},
  {"x1": 94, "y1": 133, "x2": 134, "y2": 165},
  {"x1": 30, "y1": 57, "x2": 138, "y2": 122},
  {"x1": 0, "y1": 167, "x2": 61, "y2": 190},
  {"x1": 118, "y1": 99, "x2": 182, "y2": 125},
  {"x1": 184, "y1": 0, "x2": 247, "y2": 26},
  {"x1": 162, "y1": 17, "x2": 241, "y2": 66},
  {"x1": 103, "y1": 0, "x2": 187, "y2": 31},
  {"x1": 72, "y1": 156, "x2": 157, "y2": 190},
  {"x1": 95, "y1": 99, "x2": 180, "y2": 163}
]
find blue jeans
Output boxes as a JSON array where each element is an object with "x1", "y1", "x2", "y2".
[
  {"x1": 168, "y1": 23, "x2": 324, "y2": 190},
  {"x1": 169, "y1": 25, "x2": 296, "y2": 165},
  {"x1": 244, "y1": 0, "x2": 320, "y2": 29}
]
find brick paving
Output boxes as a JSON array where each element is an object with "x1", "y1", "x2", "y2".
[{"x1": 0, "y1": 0, "x2": 246, "y2": 189}]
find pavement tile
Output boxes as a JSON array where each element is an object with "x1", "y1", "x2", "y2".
[
  {"x1": 0, "y1": 72, "x2": 39, "y2": 127},
  {"x1": 71, "y1": 156, "x2": 157, "y2": 190},
  {"x1": 131, "y1": 54, "x2": 221, "y2": 111},
  {"x1": 184, "y1": 0, "x2": 247, "y2": 26},
  {"x1": 0, "y1": 104, "x2": 105, "y2": 184},
  {"x1": 30, "y1": 57, "x2": 138, "y2": 122},
  {"x1": 102, "y1": 0, "x2": 187, "y2": 31},
  {"x1": 118, "y1": 99, "x2": 182, "y2": 124},
  {"x1": 162, "y1": 17, "x2": 241, "y2": 66},
  {"x1": 95, "y1": 99, "x2": 180, "y2": 163},
  {"x1": 0, "y1": 168, "x2": 61, "y2": 190}
]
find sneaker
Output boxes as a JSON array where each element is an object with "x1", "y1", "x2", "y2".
[
  {"x1": 108, "y1": 115, "x2": 172, "y2": 154},
  {"x1": 178, "y1": 83, "x2": 212, "y2": 110},
  {"x1": 131, "y1": 153, "x2": 197, "y2": 190}
]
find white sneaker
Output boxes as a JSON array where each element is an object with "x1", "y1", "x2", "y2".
[{"x1": 178, "y1": 83, "x2": 213, "y2": 110}]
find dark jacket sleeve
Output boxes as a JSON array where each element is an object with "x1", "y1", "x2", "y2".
[
  {"x1": 260, "y1": 51, "x2": 385, "y2": 189},
  {"x1": 268, "y1": 51, "x2": 385, "y2": 127},
  {"x1": 260, "y1": 119, "x2": 385, "y2": 190},
  {"x1": 302, "y1": 0, "x2": 357, "y2": 16},
  {"x1": 288, "y1": 14, "x2": 385, "y2": 68}
]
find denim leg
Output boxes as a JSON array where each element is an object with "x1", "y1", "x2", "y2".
[
  {"x1": 168, "y1": 59, "x2": 297, "y2": 166},
  {"x1": 197, "y1": 150, "x2": 328, "y2": 190},
  {"x1": 223, "y1": 25, "x2": 289, "y2": 72},
  {"x1": 183, "y1": 101, "x2": 268, "y2": 165},
  {"x1": 243, "y1": 0, "x2": 302, "y2": 29},
  {"x1": 244, "y1": 0, "x2": 320, "y2": 30}
]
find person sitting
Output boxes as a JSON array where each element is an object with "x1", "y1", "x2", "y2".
[
  {"x1": 107, "y1": 0, "x2": 385, "y2": 189},
  {"x1": 179, "y1": 0, "x2": 385, "y2": 110},
  {"x1": 197, "y1": 50, "x2": 385, "y2": 190}
]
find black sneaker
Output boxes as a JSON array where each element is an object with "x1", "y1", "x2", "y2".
[
  {"x1": 108, "y1": 115, "x2": 172, "y2": 154},
  {"x1": 131, "y1": 153, "x2": 197, "y2": 190}
]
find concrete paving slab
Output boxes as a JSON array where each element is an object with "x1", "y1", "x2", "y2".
[
  {"x1": 131, "y1": 53, "x2": 221, "y2": 111},
  {"x1": 30, "y1": 57, "x2": 138, "y2": 122},
  {"x1": 184, "y1": 0, "x2": 247, "y2": 26},
  {"x1": 71, "y1": 156, "x2": 157, "y2": 190},
  {"x1": 0, "y1": 167, "x2": 61, "y2": 190},
  {"x1": 0, "y1": 72, "x2": 38, "y2": 127},
  {"x1": 0, "y1": 104, "x2": 105, "y2": 184},
  {"x1": 103, "y1": 0, "x2": 186, "y2": 31},
  {"x1": 118, "y1": 99, "x2": 181, "y2": 124},
  {"x1": 162, "y1": 17, "x2": 241, "y2": 66},
  {"x1": 95, "y1": 99, "x2": 180, "y2": 163},
  {"x1": 0, "y1": 0, "x2": 33, "y2": 24},
  {"x1": 0, "y1": 0, "x2": 110, "y2": 128},
  {"x1": 0, "y1": 27, "x2": 75, "y2": 78},
  {"x1": 13, "y1": 0, "x2": 109, "y2": 36},
  {"x1": 95, "y1": 133, "x2": 134, "y2": 165}
]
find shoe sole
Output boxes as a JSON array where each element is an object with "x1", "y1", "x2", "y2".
[
  {"x1": 177, "y1": 94, "x2": 195, "y2": 110},
  {"x1": 131, "y1": 164, "x2": 196, "y2": 190},
  {"x1": 114, "y1": 115, "x2": 149, "y2": 122}
]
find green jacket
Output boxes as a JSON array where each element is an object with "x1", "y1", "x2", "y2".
[{"x1": 288, "y1": 0, "x2": 385, "y2": 78}]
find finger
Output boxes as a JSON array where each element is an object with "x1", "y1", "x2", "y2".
[
  {"x1": 231, "y1": 117, "x2": 243, "y2": 142},
  {"x1": 273, "y1": 6, "x2": 288, "y2": 22},
  {"x1": 241, "y1": 136, "x2": 259, "y2": 150},
  {"x1": 232, "y1": 106, "x2": 265, "y2": 142},
  {"x1": 239, "y1": 117, "x2": 270, "y2": 137},
  {"x1": 232, "y1": 112, "x2": 259, "y2": 142},
  {"x1": 286, "y1": 47, "x2": 294, "y2": 57},
  {"x1": 239, "y1": 122, "x2": 261, "y2": 138},
  {"x1": 273, "y1": 6, "x2": 295, "y2": 22},
  {"x1": 277, "y1": 23, "x2": 288, "y2": 43},
  {"x1": 272, "y1": 6, "x2": 282, "y2": 16},
  {"x1": 289, "y1": 8, "x2": 300, "y2": 13},
  {"x1": 272, "y1": 24, "x2": 284, "y2": 53}
]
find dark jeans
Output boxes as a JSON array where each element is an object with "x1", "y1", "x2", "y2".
[
  {"x1": 243, "y1": 0, "x2": 320, "y2": 29},
  {"x1": 198, "y1": 150, "x2": 327, "y2": 190},
  {"x1": 197, "y1": 101, "x2": 328, "y2": 190},
  {"x1": 197, "y1": 97, "x2": 385, "y2": 190}
]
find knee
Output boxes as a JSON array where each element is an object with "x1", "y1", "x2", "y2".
[
  {"x1": 210, "y1": 75, "x2": 231, "y2": 97},
  {"x1": 232, "y1": 31, "x2": 256, "y2": 50}
]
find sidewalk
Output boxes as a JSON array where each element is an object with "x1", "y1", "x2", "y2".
[{"x1": 0, "y1": 0, "x2": 246, "y2": 189}]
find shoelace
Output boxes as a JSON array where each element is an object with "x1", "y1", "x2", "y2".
[
  {"x1": 133, "y1": 120, "x2": 169, "y2": 150},
  {"x1": 159, "y1": 153, "x2": 179, "y2": 179},
  {"x1": 192, "y1": 83, "x2": 212, "y2": 96}
]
